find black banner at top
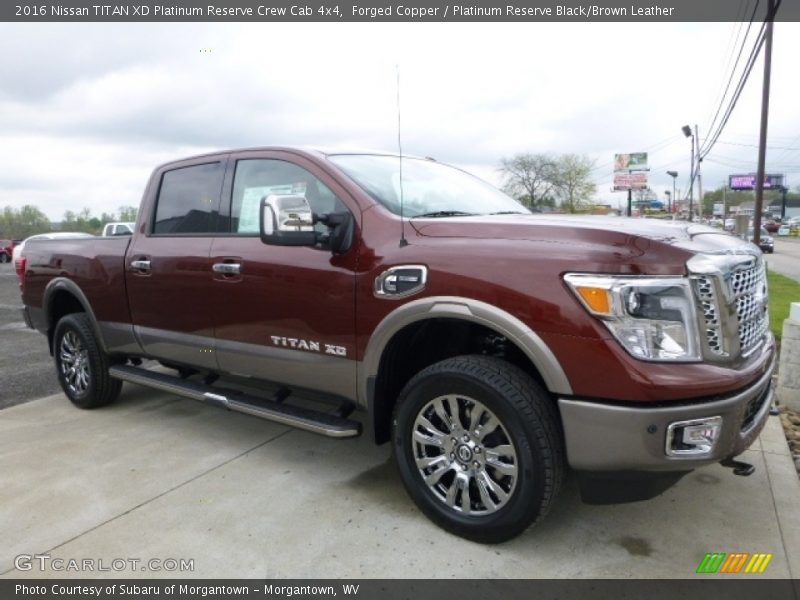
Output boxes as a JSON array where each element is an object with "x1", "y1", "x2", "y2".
[{"x1": 3, "y1": 0, "x2": 800, "y2": 22}]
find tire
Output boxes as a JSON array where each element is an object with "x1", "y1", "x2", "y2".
[
  {"x1": 0, "y1": 252, "x2": 9, "y2": 263},
  {"x1": 53, "y1": 313, "x2": 122, "y2": 409},
  {"x1": 392, "y1": 355, "x2": 564, "y2": 543}
]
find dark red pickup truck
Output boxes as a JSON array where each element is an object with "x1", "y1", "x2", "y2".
[{"x1": 19, "y1": 147, "x2": 775, "y2": 542}]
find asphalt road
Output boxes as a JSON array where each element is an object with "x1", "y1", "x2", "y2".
[
  {"x1": 766, "y1": 237, "x2": 800, "y2": 283},
  {"x1": 0, "y1": 263, "x2": 61, "y2": 409}
]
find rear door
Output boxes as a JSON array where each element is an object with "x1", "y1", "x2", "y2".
[
  {"x1": 126, "y1": 156, "x2": 228, "y2": 369},
  {"x1": 209, "y1": 150, "x2": 358, "y2": 400}
]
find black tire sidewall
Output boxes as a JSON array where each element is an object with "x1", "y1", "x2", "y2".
[
  {"x1": 393, "y1": 362, "x2": 552, "y2": 543},
  {"x1": 53, "y1": 314, "x2": 110, "y2": 408}
]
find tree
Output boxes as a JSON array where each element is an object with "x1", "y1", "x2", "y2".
[
  {"x1": 499, "y1": 153, "x2": 558, "y2": 208},
  {"x1": 500, "y1": 152, "x2": 597, "y2": 212},
  {"x1": 62, "y1": 207, "x2": 97, "y2": 234},
  {"x1": 0, "y1": 205, "x2": 51, "y2": 238},
  {"x1": 117, "y1": 205, "x2": 138, "y2": 222},
  {"x1": 552, "y1": 154, "x2": 597, "y2": 213}
]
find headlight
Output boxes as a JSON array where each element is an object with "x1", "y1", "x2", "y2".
[{"x1": 564, "y1": 274, "x2": 702, "y2": 362}]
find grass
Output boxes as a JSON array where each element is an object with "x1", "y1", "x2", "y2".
[{"x1": 768, "y1": 270, "x2": 800, "y2": 342}]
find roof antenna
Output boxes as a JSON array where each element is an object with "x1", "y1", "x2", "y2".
[{"x1": 396, "y1": 64, "x2": 408, "y2": 247}]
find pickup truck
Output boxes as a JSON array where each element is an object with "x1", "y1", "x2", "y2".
[{"x1": 19, "y1": 147, "x2": 775, "y2": 543}]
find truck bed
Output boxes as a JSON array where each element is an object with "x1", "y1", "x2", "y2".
[{"x1": 22, "y1": 236, "x2": 133, "y2": 335}]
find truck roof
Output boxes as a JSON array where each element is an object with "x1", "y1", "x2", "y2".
[{"x1": 154, "y1": 146, "x2": 427, "y2": 169}]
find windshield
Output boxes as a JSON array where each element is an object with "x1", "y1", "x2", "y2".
[{"x1": 328, "y1": 154, "x2": 529, "y2": 217}]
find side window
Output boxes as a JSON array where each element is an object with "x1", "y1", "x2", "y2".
[
  {"x1": 230, "y1": 159, "x2": 347, "y2": 234},
  {"x1": 153, "y1": 162, "x2": 225, "y2": 234}
]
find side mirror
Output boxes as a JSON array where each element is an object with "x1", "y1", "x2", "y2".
[
  {"x1": 316, "y1": 212, "x2": 355, "y2": 255},
  {"x1": 260, "y1": 195, "x2": 317, "y2": 246}
]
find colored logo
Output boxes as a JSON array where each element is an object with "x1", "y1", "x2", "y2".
[{"x1": 696, "y1": 552, "x2": 773, "y2": 574}]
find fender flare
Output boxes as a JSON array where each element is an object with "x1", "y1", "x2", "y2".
[
  {"x1": 43, "y1": 278, "x2": 107, "y2": 354},
  {"x1": 359, "y1": 295, "x2": 573, "y2": 406}
]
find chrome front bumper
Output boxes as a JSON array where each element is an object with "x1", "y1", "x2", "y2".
[{"x1": 558, "y1": 352, "x2": 776, "y2": 472}]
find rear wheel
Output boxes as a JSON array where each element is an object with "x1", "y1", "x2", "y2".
[
  {"x1": 0, "y1": 252, "x2": 9, "y2": 263},
  {"x1": 392, "y1": 355, "x2": 564, "y2": 543},
  {"x1": 53, "y1": 313, "x2": 121, "y2": 409}
]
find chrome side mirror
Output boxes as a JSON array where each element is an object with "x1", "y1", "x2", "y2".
[{"x1": 260, "y1": 195, "x2": 316, "y2": 246}]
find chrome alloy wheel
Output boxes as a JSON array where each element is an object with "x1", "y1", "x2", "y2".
[
  {"x1": 412, "y1": 394, "x2": 518, "y2": 515},
  {"x1": 59, "y1": 330, "x2": 90, "y2": 396}
]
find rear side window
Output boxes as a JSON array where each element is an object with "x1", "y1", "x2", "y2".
[{"x1": 153, "y1": 162, "x2": 225, "y2": 234}]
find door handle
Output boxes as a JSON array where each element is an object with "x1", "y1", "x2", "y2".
[
  {"x1": 212, "y1": 263, "x2": 241, "y2": 275},
  {"x1": 130, "y1": 259, "x2": 151, "y2": 272}
]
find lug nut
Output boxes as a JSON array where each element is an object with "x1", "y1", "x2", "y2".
[
  {"x1": 473, "y1": 461, "x2": 480, "y2": 468},
  {"x1": 474, "y1": 447, "x2": 481, "y2": 454},
  {"x1": 461, "y1": 464, "x2": 467, "y2": 471},
  {"x1": 462, "y1": 434, "x2": 469, "y2": 442},
  {"x1": 450, "y1": 453, "x2": 455, "y2": 459}
]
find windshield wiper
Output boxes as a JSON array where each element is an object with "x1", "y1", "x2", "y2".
[
  {"x1": 410, "y1": 211, "x2": 477, "y2": 218},
  {"x1": 489, "y1": 211, "x2": 527, "y2": 215}
]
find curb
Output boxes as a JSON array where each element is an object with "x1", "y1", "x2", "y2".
[{"x1": 759, "y1": 415, "x2": 800, "y2": 579}]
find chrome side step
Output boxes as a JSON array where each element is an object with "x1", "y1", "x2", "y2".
[{"x1": 109, "y1": 364, "x2": 361, "y2": 438}]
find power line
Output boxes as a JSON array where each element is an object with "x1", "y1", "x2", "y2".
[
  {"x1": 770, "y1": 131, "x2": 800, "y2": 164},
  {"x1": 699, "y1": 24, "x2": 766, "y2": 159},
  {"x1": 715, "y1": 139, "x2": 800, "y2": 150},
  {"x1": 700, "y1": 0, "x2": 783, "y2": 160},
  {"x1": 701, "y1": 0, "x2": 760, "y2": 147}
]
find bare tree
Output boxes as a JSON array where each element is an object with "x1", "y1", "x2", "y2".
[
  {"x1": 499, "y1": 153, "x2": 558, "y2": 208},
  {"x1": 553, "y1": 154, "x2": 597, "y2": 213}
]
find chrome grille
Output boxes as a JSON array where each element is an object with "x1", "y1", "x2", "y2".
[
  {"x1": 693, "y1": 276, "x2": 724, "y2": 356},
  {"x1": 731, "y1": 262, "x2": 769, "y2": 356},
  {"x1": 690, "y1": 254, "x2": 769, "y2": 360}
]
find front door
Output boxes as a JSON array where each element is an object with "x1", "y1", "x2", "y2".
[{"x1": 209, "y1": 152, "x2": 358, "y2": 400}]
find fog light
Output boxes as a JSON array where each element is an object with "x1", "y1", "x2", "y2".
[{"x1": 666, "y1": 417, "x2": 722, "y2": 457}]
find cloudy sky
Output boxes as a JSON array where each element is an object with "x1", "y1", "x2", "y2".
[{"x1": 1, "y1": 21, "x2": 799, "y2": 221}]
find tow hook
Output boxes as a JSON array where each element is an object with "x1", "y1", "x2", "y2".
[{"x1": 720, "y1": 457, "x2": 755, "y2": 476}]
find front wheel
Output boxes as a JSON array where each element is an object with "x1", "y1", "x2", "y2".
[
  {"x1": 392, "y1": 355, "x2": 564, "y2": 543},
  {"x1": 53, "y1": 313, "x2": 121, "y2": 409}
]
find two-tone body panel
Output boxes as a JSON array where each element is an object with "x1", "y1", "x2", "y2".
[{"x1": 19, "y1": 146, "x2": 775, "y2": 477}]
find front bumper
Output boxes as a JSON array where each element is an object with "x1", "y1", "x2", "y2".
[{"x1": 558, "y1": 350, "x2": 776, "y2": 472}]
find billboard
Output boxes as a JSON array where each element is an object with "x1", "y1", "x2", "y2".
[
  {"x1": 613, "y1": 172, "x2": 648, "y2": 191},
  {"x1": 728, "y1": 174, "x2": 784, "y2": 190},
  {"x1": 614, "y1": 152, "x2": 648, "y2": 172}
]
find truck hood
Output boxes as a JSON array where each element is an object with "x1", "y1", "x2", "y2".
[{"x1": 410, "y1": 214, "x2": 753, "y2": 256}]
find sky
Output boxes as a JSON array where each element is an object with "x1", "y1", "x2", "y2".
[{"x1": 1, "y1": 20, "x2": 799, "y2": 221}]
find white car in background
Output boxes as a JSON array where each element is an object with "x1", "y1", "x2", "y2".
[{"x1": 101, "y1": 222, "x2": 135, "y2": 236}]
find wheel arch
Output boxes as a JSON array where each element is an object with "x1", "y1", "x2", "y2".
[
  {"x1": 361, "y1": 296, "x2": 572, "y2": 444},
  {"x1": 43, "y1": 278, "x2": 106, "y2": 355}
]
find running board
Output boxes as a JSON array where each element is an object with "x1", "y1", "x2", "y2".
[{"x1": 109, "y1": 365, "x2": 361, "y2": 438}]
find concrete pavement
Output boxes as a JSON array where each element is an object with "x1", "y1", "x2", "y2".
[{"x1": 1, "y1": 384, "x2": 798, "y2": 580}]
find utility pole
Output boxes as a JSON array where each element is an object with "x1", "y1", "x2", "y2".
[
  {"x1": 754, "y1": 0, "x2": 775, "y2": 245},
  {"x1": 723, "y1": 184, "x2": 727, "y2": 219},
  {"x1": 667, "y1": 170, "x2": 678, "y2": 216},
  {"x1": 780, "y1": 185, "x2": 787, "y2": 220},
  {"x1": 696, "y1": 124, "x2": 703, "y2": 220},
  {"x1": 682, "y1": 125, "x2": 694, "y2": 221}
]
